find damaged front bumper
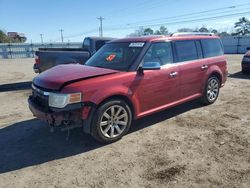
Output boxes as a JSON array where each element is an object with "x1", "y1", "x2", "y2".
[{"x1": 28, "y1": 96, "x2": 92, "y2": 132}]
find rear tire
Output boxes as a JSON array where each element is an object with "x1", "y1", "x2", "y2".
[
  {"x1": 201, "y1": 75, "x2": 220, "y2": 105},
  {"x1": 91, "y1": 99, "x2": 132, "y2": 144}
]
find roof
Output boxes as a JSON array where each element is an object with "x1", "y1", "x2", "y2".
[
  {"x1": 85, "y1": 36, "x2": 116, "y2": 41},
  {"x1": 110, "y1": 35, "x2": 220, "y2": 43}
]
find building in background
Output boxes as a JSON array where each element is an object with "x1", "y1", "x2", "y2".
[{"x1": 7, "y1": 32, "x2": 27, "y2": 43}]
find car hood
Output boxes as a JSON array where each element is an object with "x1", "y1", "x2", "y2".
[{"x1": 33, "y1": 64, "x2": 119, "y2": 90}]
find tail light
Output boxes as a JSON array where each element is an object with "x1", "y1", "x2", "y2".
[{"x1": 35, "y1": 55, "x2": 40, "y2": 64}]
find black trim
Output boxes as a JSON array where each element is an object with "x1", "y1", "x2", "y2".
[
  {"x1": 28, "y1": 96, "x2": 48, "y2": 113},
  {"x1": 50, "y1": 102, "x2": 83, "y2": 112},
  {"x1": 195, "y1": 40, "x2": 203, "y2": 59},
  {"x1": 129, "y1": 42, "x2": 151, "y2": 71},
  {"x1": 82, "y1": 103, "x2": 97, "y2": 134}
]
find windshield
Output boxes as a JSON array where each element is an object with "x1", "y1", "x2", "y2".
[{"x1": 85, "y1": 42, "x2": 144, "y2": 71}]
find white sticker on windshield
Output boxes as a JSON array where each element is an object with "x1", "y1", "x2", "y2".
[{"x1": 129, "y1": 42, "x2": 145, "y2": 47}]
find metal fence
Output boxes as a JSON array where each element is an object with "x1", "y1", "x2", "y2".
[
  {"x1": 221, "y1": 36, "x2": 250, "y2": 54},
  {"x1": 0, "y1": 42, "x2": 82, "y2": 59},
  {"x1": 0, "y1": 36, "x2": 250, "y2": 59}
]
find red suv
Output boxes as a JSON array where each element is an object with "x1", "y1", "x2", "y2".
[{"x1": 29, "y1": 34, "x2": 227, "y2": 143}]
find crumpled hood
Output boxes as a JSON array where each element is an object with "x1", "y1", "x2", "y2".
[{"x1": 33, "y1": 64, "x2": 119, "y2": 90}]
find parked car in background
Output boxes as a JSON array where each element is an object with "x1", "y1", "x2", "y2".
[
  {"x1": 34, "y1": 37, "x2": 115, "y2": 73},
  {"x1": 28, "y1": 33, "x2": 227, "y2": 143},
  {"x1": 242, "y1": 47, "x2": 250, "y2": 73}
]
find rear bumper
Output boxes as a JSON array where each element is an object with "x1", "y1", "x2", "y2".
[{"x1": 33, "y1": 64, "x2": 40, "y2": 73}]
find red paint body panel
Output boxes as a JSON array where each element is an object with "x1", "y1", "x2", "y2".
[
  {"x1": 30, "y1": 35, "x2": 228, "y2": 123},
  {"x1": 33, "y1": 64, "x2": 119, "y2": 90}
]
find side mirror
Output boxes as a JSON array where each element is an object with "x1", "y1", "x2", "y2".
[
  {"x1": 247, "y1": 47, "x2": 250, "y2": 51},
  {"x1": 141, "y1": 62, "x2": 161, "y2": 70}
]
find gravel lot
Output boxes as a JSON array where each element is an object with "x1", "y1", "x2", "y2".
[{"x1": 0, "y1": 55, "x2": 249, "y2": 188}]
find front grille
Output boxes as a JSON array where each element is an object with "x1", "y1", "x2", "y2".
[{"x1": 31, "y1": 88, "x2": 49, "y2": 111}]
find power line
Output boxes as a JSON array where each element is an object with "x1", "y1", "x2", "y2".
[
  {"x1": 103, "y1": 0, "x2": 157, "y2": 17},
  {"x1": 63, "y1": 28, "x2": 99, "y2": 39},
  {"x1": 97, "y1": 16, "x2": 104, "y2": 37},
  {"x1": 51, "y1": 3, "x2": 250, "y2": 41},
  {"x1": 104, "y1": 11, "x2": 250, "y2": 31},
  {"x1": 126, "y1": 7, "x2": 250, "y2": 27},
  {"x1": 105, "y1": 2, "x2": 250, "y2": 28}
]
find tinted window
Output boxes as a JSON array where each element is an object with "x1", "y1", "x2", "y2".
[
  {"x1": 96, "y1": 40, "x2": 107, "y2": 51},
  {"x1": 84, "y1": 38, "x2": 91, "y2": 47},
  {"x1": 201, "y1": 39, "x2": 223, "y2": 58},
  {"x1": 175, "y1": 40, "x2": 198, "y2": 62},
  {"x1": 85, "y1": 42, "x2": 143, "y2": 71},
  {"x1": 142, "y1": 42, "x2": 173, "y2": 66}
]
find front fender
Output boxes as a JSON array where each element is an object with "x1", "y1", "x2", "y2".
[{"x1": 89, "y1": 85, "x2": 140, "y2": 118}]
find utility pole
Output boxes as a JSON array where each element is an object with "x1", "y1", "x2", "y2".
[
  {"x1": 40, "y1": 34, "x2": 44, "y2": 44},
  {"x1": 59, "y1": 29, "x2": 64, "y2": 43},
  {"x1": 97, "y1": 16, "x2": 104, "y2": 37}
]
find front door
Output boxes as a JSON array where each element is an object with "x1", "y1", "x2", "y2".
[{"x1": 133, "y1": 42, "x2": 180, "y2": 116}]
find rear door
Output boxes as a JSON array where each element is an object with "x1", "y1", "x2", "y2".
[
  {"x1": 174, "y1": 40, "x2": 207, "y2": 99},
  {"x1": 134, "y1": 42, "x2": 180, "y2": 114}
]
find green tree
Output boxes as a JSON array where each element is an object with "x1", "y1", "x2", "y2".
[
  {"x1": 219, "y1": 31, "x2": 230, "y2": 37},
  {"x1": 143, "y1": 28, "x2": 154, "y2": 35},
  {"x1": 199, "y1": 26, "x2": 209, "y2": 32},
  {"x1": 234, "y1": 17, "x2": 250, "y2": 35},
  {"x1": 177, "y1": 28, "x2": 193, "y2": 32},
  {"x1": 155, "y1": 26, "x2": 169, "y2": 35},
  {"x1": 0, "y1": 30, "x2": 10, "y2": 43}
]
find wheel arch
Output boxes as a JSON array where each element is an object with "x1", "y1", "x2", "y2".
[
  {"x1": 209, "y1": 71, "x2": 222, "y2": 86},
  {"x1": 97, "y1": 95, "x2": 135, "y2": 120}
]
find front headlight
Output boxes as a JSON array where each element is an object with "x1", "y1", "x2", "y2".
[{"x1": 49, "y1": 92, "x2": 82, "y2": 108}]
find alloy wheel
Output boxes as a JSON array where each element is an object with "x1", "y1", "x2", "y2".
[
  {"x1": 99, "y1": 105, "x2": 128, "y2": 138},
  {"x1": 207, "y1": 78, "x2": 219, "y2": 102}
]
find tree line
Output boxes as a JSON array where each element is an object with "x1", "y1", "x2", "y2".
[{"x1": 128, "y1": 17, "x2": 250, "y2": 37}]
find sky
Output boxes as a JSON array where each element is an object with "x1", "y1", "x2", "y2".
[{"x1": 1, "y1": 0, "x2": 250, "y2": 43}]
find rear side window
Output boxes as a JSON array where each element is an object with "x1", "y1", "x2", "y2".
[
  {"x1": 201, "y1": 39, "x2": 223, "y2": 58},
  {"x1": 142, "y1": 42, "x2": 173, "y2": 66},
  {"x1": 175, "y1": 40, "x2": 198, "y2": 62}
]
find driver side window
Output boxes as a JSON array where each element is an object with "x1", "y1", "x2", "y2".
[{"x1": 142, "y1": 42, "x2": 173, "y2": 66}]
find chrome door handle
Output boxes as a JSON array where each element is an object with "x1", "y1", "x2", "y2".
[
  {"x1": 170, "y1": 72, "x2": 178, "y2": 77},
  {"x1": 201, "y1": 65, "x2": 208, "y2": 70}
]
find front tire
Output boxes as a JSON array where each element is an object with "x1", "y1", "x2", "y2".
[
  {"x1": 201, "y1": 76, "x2": 220, "y2": 105},
  {"x1": 91, "y1": 99, "x2": 132, "y2": 144}
]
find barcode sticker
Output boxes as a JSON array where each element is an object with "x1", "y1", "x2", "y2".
[{"x1": 129, "y1": 42, "x2": 145, "y2": 47}]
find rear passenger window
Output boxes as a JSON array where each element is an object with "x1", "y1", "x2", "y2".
[
  {"x1": 175, "y1": 41, "x2": 198, "y2": 62},
  {"x1": 201, "y1": 39, "x2": 224, "y2": 58},
  {"x1": 142, "y1": 42, "x2": 173, "y2": 66}
]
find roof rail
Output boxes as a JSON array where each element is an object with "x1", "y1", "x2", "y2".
[{"x1": 171, "y1": 32, "x2": 215, "y2": 37}]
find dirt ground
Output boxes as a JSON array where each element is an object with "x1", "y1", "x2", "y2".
[{"x1": 0, "y1": 55, "x2": 249, "y2": 188}]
